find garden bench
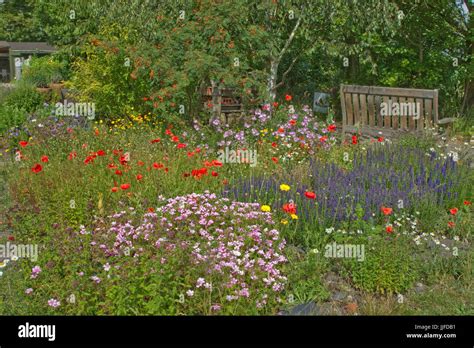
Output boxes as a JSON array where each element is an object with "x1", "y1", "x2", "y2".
[{"x1": 340, "y1": 84, "x2": 455, "y2": 137}]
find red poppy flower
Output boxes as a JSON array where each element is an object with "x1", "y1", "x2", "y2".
[
  {"x1": 187, "y1": 152, "x2": 194, "y2": 158},
  {"x1": 119, "y1": 155, "x2": 128, "y2": 165},
  {"x1": 137, "y1": 161, "x2": 144, "y2": 166},
  {"x1": 282, "y1": 203, "x2": 297, "y2": 215},
  {"x1": 96, "y1": 150, "x2": 105, "y2": 156},
  {"x1": 289, "y1": 119, "x2": 297, "y2": 126},
  {"x1": 115, "y1": 170, "x2": 123, "y2": 176},
  {"x1": 94, "y1": 128, "x2": 100, "y2": 136},
  {"x1": 136, "y1": 174, "x2": 143, "y2": 180},
  {"x1": 143, "y1": 97, "x2": 149, "y2": 101},
  {"x1": 272, "y1": 157, "x2": 278, "y2": 163},
  {"x1": 67, "y1": 127, "x2": 73, "y2": 133},
  {"x1": 449, "y1": 208, "x2": 458, "y2": 215},
  {"x1": 31, "y1": 164, "x2": 42, "y2": 173},
  {"x1": 285, "y1": 94, "x2": 292, "y2": 101},
  {"x1": 464, "y1": 200, "x2": 471, "y2": 206},
  {"x1": 381, "y1": 206, "x2": 393, "y2": 216},
  {"x1": 84, "y1": 156, "x2": 95, "y2": 165},
  {"x1": 271, "y1": 142, "x2": 277, "y2": 148},
  {"x1": 120, "y1": 183, "x2": 130, "y2": 190},
  {"x1": 378, "y1": 137, "x2": 384, "y2": 142},
  {"x1": 320, "y1": 136, "x2": 328, "y2": 142},
  {"x1": 211, "y1": 171, "x2": 218, "y2": 177},
  {"x1": 386, "y1": 225, "x2": 393, "y2": 233},
  {"x1": 111, "y1": 187, "x2": 118, "y2": 192},
  {"x1": 177, "y1": 143, "x2": 187, "y2": 149},
  {"x1": 19, "y1": 141, "x2": 28, "y2": 147},
  {"x1": 8, "y1": 235, "x2": 14, "y2": 241},
  {"x1": 447, "y1": 221, "x2": 455, "y2": 228},
  {"x1": 150, "y1": 138, "x2": 161, "y2": 144},
  {"x1": 165, "y1": 129, "x2": 172, "y2": 136},
  {"x1": 207, "y1": 102, "x2": 213, "y2": 108},
  {"x1": 41, "y1": 155, "x2": 49, "y2": 163},
  {"x1": 153, "y1": 162, "x2": 163, "y2": 169},
  {"x1": 304, "y1": 191, "x2": 316, "y2": 199},
  {"x1": 171, "y1": 136, "x2": 180, "y2": 143},
  {"x1": 195, "y1": 148, "x2": 201, "y2": 153},
  {"x1": 148, "y1": 207, "x2": 155, "y2": 213},
  {"x1": 327, "y1": 124, "x2": 336, "y2": 132},
  {"x1": 68, "y1": 152, "x2": 77, "y2": 160},
  {"x1": 277, "y1": 127, "x2": 285, "y2": 133},
  {"x1": 273, "y1": 102, "x2": 279, "y2": 108},
  {"x1": 108, "y1": 163, "x2": 117, "y2": 169},
  {"x1": 352, "y1": 135, "x2": 358, "y2": 145},
  {"x1": 212, "y1": 160, "x2": 223, "y2": 167}
]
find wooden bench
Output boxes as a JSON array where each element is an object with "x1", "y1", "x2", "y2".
[{"x1": 340, "y1": 84, "x2": 455, "y2": 137}]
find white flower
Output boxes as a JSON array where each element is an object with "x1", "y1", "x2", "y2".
[{"x1": 454, "y1": 236, "x2": 460, "y2": 241}]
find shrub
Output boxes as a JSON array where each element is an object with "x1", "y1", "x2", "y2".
[
  {"x1": 22, "y1": 56, "x2": 67, "y2": 87},
  {"x1": 0, "y1": 104, "x2": 28, "y2": 134},
  {"x1": 3, "y1": 82, "x2": 45, "y2": 113}
]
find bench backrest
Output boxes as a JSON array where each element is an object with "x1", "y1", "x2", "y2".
[{"x1": 340, "y1": 84, "x2": 439, "y2": 136}]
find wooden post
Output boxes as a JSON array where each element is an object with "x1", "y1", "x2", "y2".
[
  {"x1": 340, "y1": 84, "x2": 347, "y2": 140},
  {"x1": 433, "y1": 89, "x2": 439, "y2": 125}
]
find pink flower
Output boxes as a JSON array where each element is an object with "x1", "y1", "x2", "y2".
[
  {"x1": 196, "y1": 277, "x2": 205, "y2": 288},
  {"x1": 25, "y1": 288, "x2": 33, "y2": 295},
  {"x1": 48, "y1": 298, "x2": 60, "y2": 308},
  {"x1": 31, "y1": 266, "x2": 42, "y2": 279}
]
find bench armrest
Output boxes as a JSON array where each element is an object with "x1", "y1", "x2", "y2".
[{"x1": 437, "y1": 118, "x2": 456, "y2": 125}]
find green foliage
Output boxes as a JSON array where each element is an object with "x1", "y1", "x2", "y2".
[
  {"x1": 343, "y1": 235, "x2": 419, "y2": 295},
  {"x1": 0, "y1": 104, "x2": 28, "y2": 133},
  {"x1": 22, "y1": 56, "x2": 67, "y2": 87},
  {"x1": 2, "y1": 82, "x2": 45, "y2": 113}
]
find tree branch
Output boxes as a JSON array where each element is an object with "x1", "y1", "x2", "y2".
[
  {"x1": 276, "y1": 13, "x2": 302, "y2": 63},
  {"x1": 273, "y1": 54, "x2": 300, "y2": 90}
]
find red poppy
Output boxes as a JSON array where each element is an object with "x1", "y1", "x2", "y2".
[
  {"x1": 136, "y1": 174, "x2": 143, "y2": 180},
  {"x1": 67, "y1": 127, "x2": 73, "y2": 133},
  {"x1": 120, "y1": 183, "x2": 130, "y2": 190},
  {"x1": 207, "y1": 102, "x2": 213, "y2": 108},
  {"x1": 381, "y1": 206, "x2": 393, "y2": 216},
  {"x1": 448, "y1": 221, "x2": 455, "y2": 228},
  {"x1": 96, "y1": 150, "x2": 105, "y2": 156},
  {"x1": 148, "y1": 207, "x2": 155, "y2": 213},
  {"x1": 19, "y1": 141, "x2": 28, "y2": 147},
  {"x1": 212, "y1": 160, "x2": 223, "y2": 167},
  {"x1": 143, "y1": 97, "x2": 149, "y2": 101},
  {"x1": 41, "y1": 155, "x2": 49, "y2": 163},
  {"x1": 320, "y1": 136, "x2": 328, "y2": 143},
  {"x1": 277, "y1": 127, "x2": 285, "y2": 133},
  {"x1": 171, "y1": 136, "x2": 179, "y2": 143},
  {"x1": 271, "y1": 142, "x2": 277, "y2": 148},
  {"x1": 285, "y1": 94, "x2": 292, "y2": 101},
  {"x1": 177, "y1": 143, "x2": 187, "y2": 149},
  {"x1": 111, "y1": 187, "x2": 118, "y2": 192},
  {"x1": 108, "y1": 163, "x2": 117, "y2": 169},
  {"x1": 273, "y1": 102, "x2": 279, "y2": 108},
  {"x1": 449, "y1": 208, "x2": 458, "y2": 215},
  {"x1": 195, "y1": 148, "x2": 201, "y2": 153},
  {"x1": 352, "y1": 135, "x2": 358, "y2": 145},
  {"x1": 153, "y1": 162, "x2": 163, "y2": 169},
  {"x1": 94, "y1": 128, "x2": 100, "y2": 136},
  {"x1": 289, "y1": 119, "x2": 297, "y2": 126},
  {"x1": 304, "y1": 191, "x2": 316, "y2": 199},
  {"x1": 31, "y1": 164, "x2": 42, "y2": 173},
  {"x1": 386, "y1": 225, "x2": 393, "y2": 233},
  {"x1": 8, "y1": 235, "x2": 14, "y2": 241},
  {"x1": 115, "y1": 170, "x2": 123, "y2": 176},
  {"x1": 222, "y1": 179, "x2": 229, "y2": 185},
  {"x1": 327, "y1": 124, "x2": 336, "y2": 132},
  {"x1": 187, "y1": 151, "x2": 194, "y2": 158},
  {"x1": 464, "y1": 200, "x2": 471, "y2": 206},
  {"x1": 137, "y1": 161, "x2": 144, "y2": 166},
  {"x1": 119, "y1": 155, "x2": 128, "y2": 165},
  {"x1": 84, "y1": 156, "x2": 94, "y2": 164},
  {"x1": 377, "y1": 137, "x2": 384, "y2": 142},
  {"x1": 165, "y1": 129, "x2": 172, "y2": 136},
  {"x1": 68, "y1": 152, "x2": 77, "y2": 160},
  {"x1": 282, "y1": 203, "x2": 297, "y2": 215},
  {"x1": 150, "y1": 138, "x2": 161, "y2": 144},
  {"x1": 211, "y1": 171, "x2": 218, "y2": 177},
  {"x1": 272, "y1": 157, "x2": 278, "y2": 163}
]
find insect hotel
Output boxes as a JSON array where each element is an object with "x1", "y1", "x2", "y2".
[{"x1": 201, "y1": 84, "x2": 245, "y2": 125}]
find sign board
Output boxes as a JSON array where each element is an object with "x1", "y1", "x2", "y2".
[{"x1": 313, "y1": 92, "x2": 330, "y2": 113}]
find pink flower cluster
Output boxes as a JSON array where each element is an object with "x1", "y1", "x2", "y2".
[{"x1": 86, "y1": 192, "x2": 288, "y2": 311}]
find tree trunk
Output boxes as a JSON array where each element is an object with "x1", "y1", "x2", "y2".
[{"x1": 268, "y1": 58, "x2": 279, "y2": 102}]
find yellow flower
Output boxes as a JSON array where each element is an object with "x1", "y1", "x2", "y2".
[
  {"x1": 291, "y1": 214, "x2": 298, "y2": 220},
  {"x1": 281, "y1": 219, "x2": 288, "y2": 225},
  {"x1": 280, "y1": 184, "x2": 290, "y2": 191},
  {"x1": 261, "y1": 205, "x2": 271, "y2": 212}
]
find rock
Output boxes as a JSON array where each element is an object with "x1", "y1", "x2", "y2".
[
  {"x1": 331, "y1": 291, "x2": 346, "y2": 301},
  {"x1": 414, "y1": 282, "x2": 425, "y2": 293}
]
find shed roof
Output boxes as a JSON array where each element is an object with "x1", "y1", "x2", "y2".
[{"x1": 8, "y1": 42, "x2": 55, "y2": 52}]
